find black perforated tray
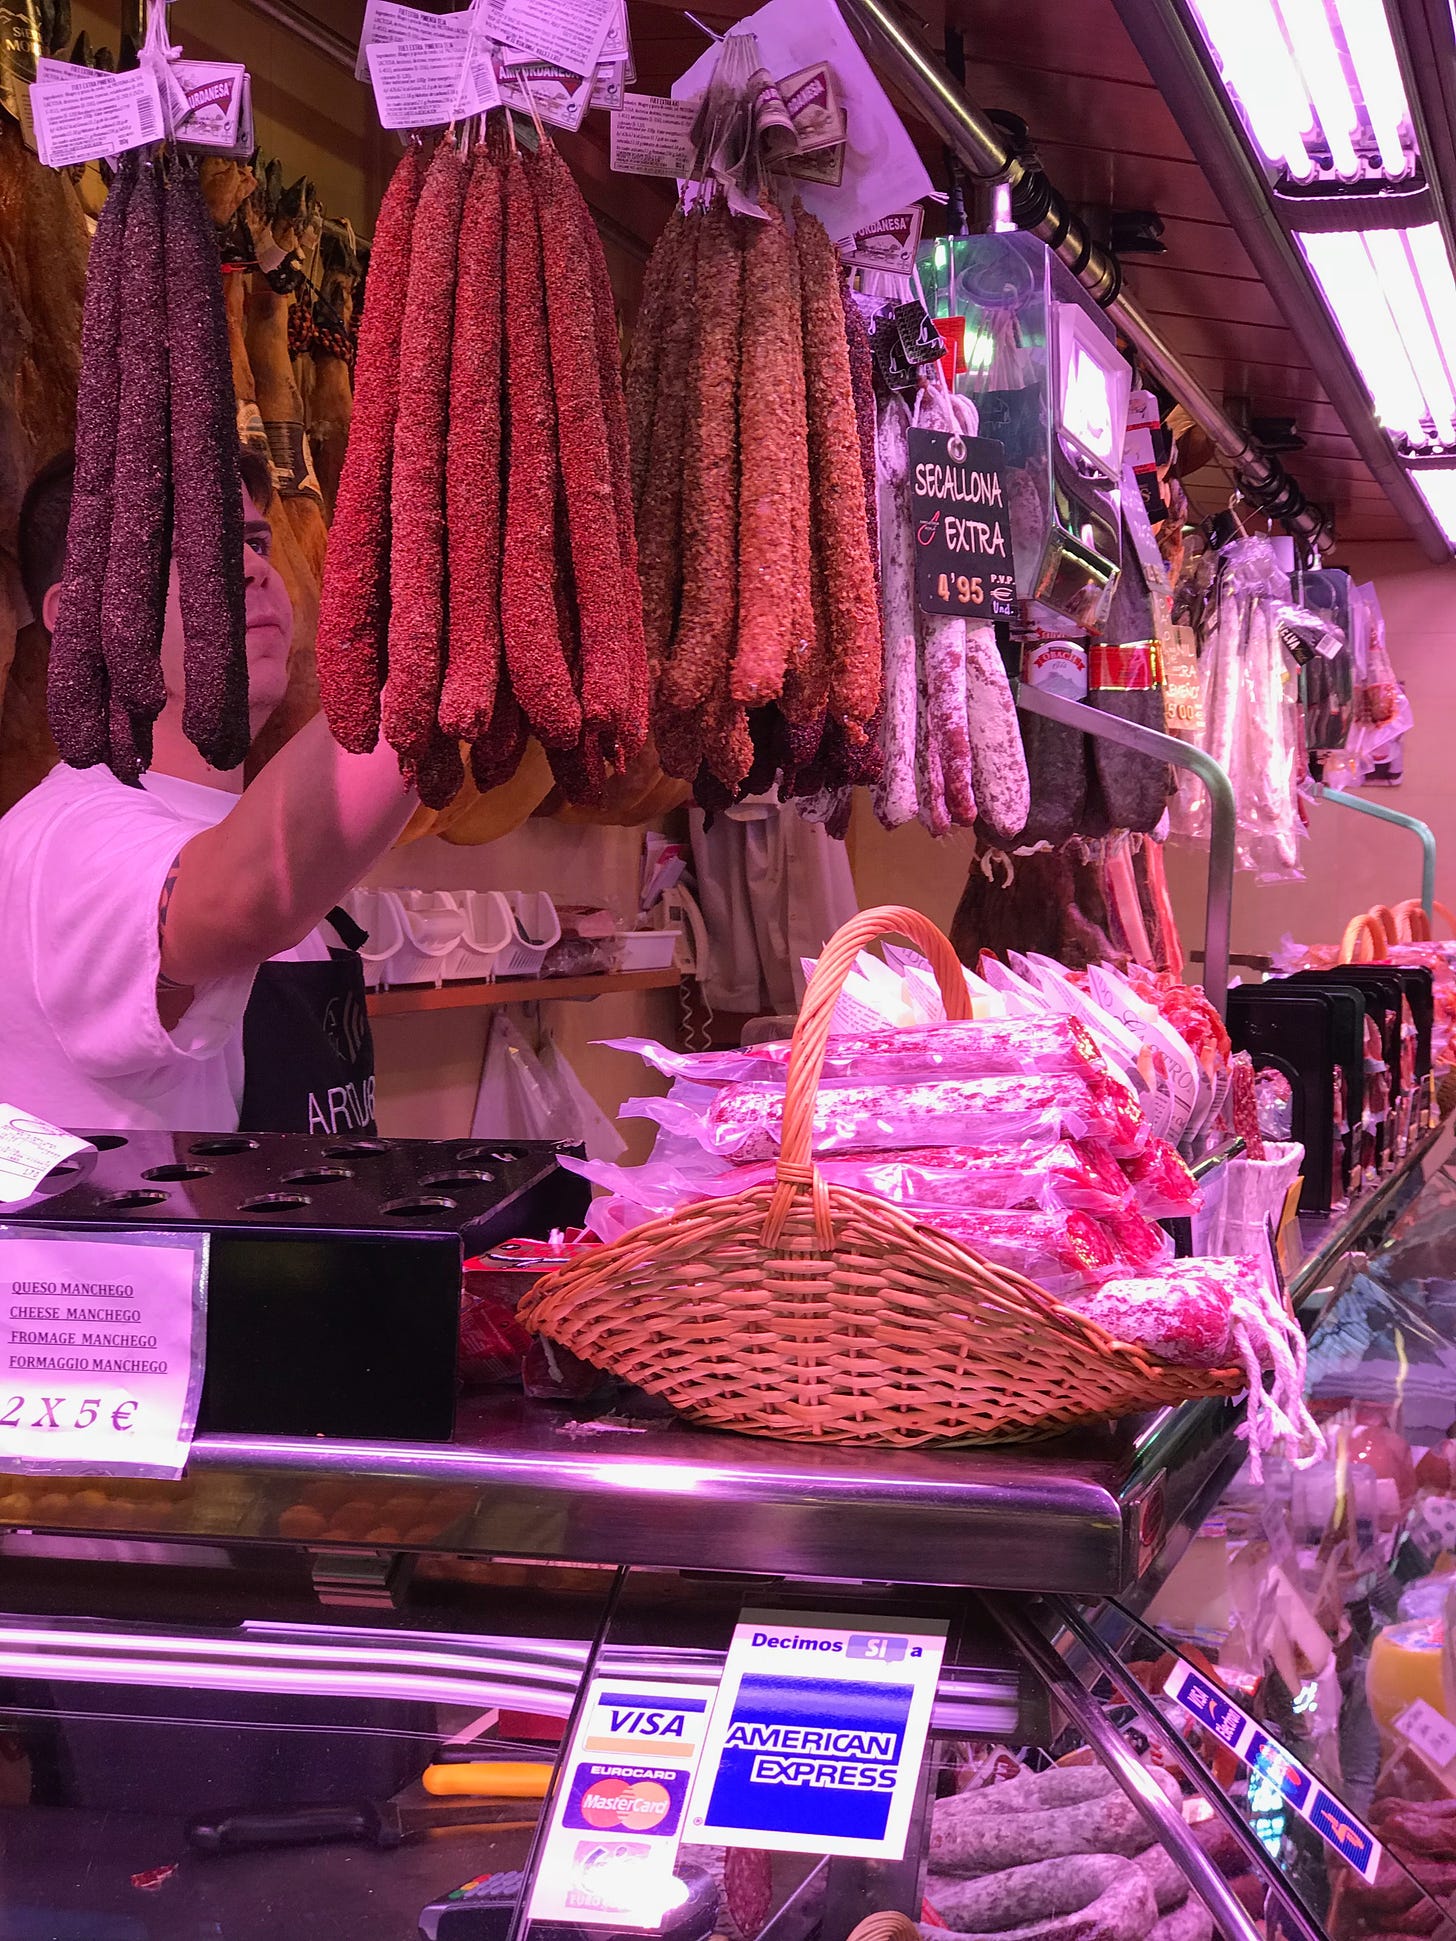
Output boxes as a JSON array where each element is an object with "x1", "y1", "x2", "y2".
[{"x1": 5, "y1": 1133, "x2": 588, "y2": 1442}]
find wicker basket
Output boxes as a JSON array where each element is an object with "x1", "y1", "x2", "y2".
[{"x1": 520, "y1": 906, "x2": 1245, "y2": 1447}]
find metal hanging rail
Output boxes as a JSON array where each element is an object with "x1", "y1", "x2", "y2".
[
  {"x1": 835, "y1": 0, "x2": 1333, "y2": 549},
  {"x1": 1320, "y1": 787, "x2": 1437, "y2": 919},
  {"x1": 1017, "y1": 689, "x2": 1236, "y2": 1017}
]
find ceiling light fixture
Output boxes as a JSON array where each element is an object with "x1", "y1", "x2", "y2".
[
  {"x1": 1298, "y1": 224, "x2": 1456, "y2": 447},
  {"x1": 1186, "y1": 0, "x2": 1414, "y2": 183}
]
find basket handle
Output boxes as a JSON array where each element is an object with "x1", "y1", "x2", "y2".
[{"x1": 763, "y1": 905, "x2": 972, "y2": 1247}]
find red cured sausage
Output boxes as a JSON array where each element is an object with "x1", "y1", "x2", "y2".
[
  {"x1": 637, "y1": 207, "x2": 703, "y2": 671},
  {"x1": 500, "y1": 152, "x2": 579, "y2": 750},
  {"x1": 532, "y1": 146, "x2": 636, "y2": 753},
  {"x1": 439, "y1": 146, "x2": 505, "y2": 744},
  {"x1": 659, "y1": 195, "x2": 742, "y2": 713},
  {"x1": 730, "y1": 207, "x2": 798, "y2": 707},
  {"x1": 577, "y1": 174, "x2": 649, "y2": 755},
  {"x1": 624, "y1": 204, "x2": 682, "y2": 519},
  {"x1": 316, "y1": 145, "x2": 425, "y2": 754},
  {"x1": 794, "y1": 203, "x2": 881, "y2": 743},
  {"x1": 382, "y1": 137, "x2": 468, "y2": 763}
]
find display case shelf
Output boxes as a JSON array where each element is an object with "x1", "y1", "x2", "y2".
[
  {"x1": 366, "y1": 967, "x2": 680, "y2": 1016},
  {"x1": 1, "y1": 1118, "x2": 1448, "y2": 1595}
]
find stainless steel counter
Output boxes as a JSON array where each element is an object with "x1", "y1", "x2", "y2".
[{"x1": 1, "y1": 1118, "x2": 1449, "y2": 1595}]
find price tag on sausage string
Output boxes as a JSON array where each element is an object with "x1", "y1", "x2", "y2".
[
  {"x1": 0, "y1": 1226, "x2": 207, "y2": 1480},
  {"x1": 682, "y1": 1610, "x2": 946, "y2": 1860},
  {"x1": 1163, "y1": 1656, "x2": 1382, "y2": 1883},
  {"x1": 908, "y1": 427, "x2": 1016, "y2": 622}
]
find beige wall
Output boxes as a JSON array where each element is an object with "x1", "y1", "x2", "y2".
[{"x1": 1165, "y1": 538, "x2": 1454, "y2": 968}]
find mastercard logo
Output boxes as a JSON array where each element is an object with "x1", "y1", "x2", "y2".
[{"x1": 579, "y1": 1778, "x2": 673, "y2": 1831}]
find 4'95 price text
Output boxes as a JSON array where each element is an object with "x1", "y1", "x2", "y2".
[
  {"x1": 935, "y1": 572, "x2": 983, "y2": 607},
  {"x1": 0, "y1": 1393, "x2": 138, "y2": 1433}
]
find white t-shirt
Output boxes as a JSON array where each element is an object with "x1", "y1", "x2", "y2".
[{"x1": 0, "y1": 763, "x2": 330, "y2": 1133}]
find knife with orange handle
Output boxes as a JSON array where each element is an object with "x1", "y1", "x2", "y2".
[{"x1": 422, "y1": 1761, "x2": 553, "y2": 1798}]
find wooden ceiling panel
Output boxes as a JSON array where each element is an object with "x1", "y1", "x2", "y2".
[{"x1": 1124, "y1": 263, "x2": 1297, "y2": 333}]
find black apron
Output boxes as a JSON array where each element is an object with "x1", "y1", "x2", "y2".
[{"x1": 238, "y1": 906, "x2": 377, "y2": 1135}]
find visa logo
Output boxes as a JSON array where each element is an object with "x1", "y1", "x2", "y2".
[{"x1": 608, "y1": 1709, "x2": 688, "y2": 1739}]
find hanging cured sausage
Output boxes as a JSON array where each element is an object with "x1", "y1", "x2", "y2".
[
  {"x1": 315, "y1": 129, "x2": 650, "y2": 811},
  {"x1": 48, "y1": 151, "x2": 248, "y2": 783}
]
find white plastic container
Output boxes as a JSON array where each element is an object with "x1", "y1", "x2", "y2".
[
  {"x1": 389, "y1": 890, "x2": 467, "y2": 987},
  {"x1": 442, "y1": 891, "x2": 516, "y2": 982},
  {"x1": 616, "y1": 929, "x2": 682, "y2": 973},
  {"x1": 495, "y1": 892, "x2": 562, "y2": 977},
  {"x1": 345, "y1": 887, "x2": 408, "y2": 991}
]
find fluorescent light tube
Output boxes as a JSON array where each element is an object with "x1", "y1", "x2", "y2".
[
  {"x1": 1191, "y1": 0, "x2": 1412, "y2": 180},
  {"x1": 1299, "y1": 229, "x2": 1432, "y2": 444},
  {"x1": 1409, "y1": 467, "x2": 1456, "y2": 542},
  {"x1": 1188, "y1": 0, "x2": 1316, "y2": 177},
  {"x1": 1279, "y1": 0, "x2": 1361, "y2": 178},
  {"x1": 1333, "y1": 0, "x2": 1410, "y2": 175},
  {"x1": 1365, "y1": 228, "x2": 1456, "y2": 437}
]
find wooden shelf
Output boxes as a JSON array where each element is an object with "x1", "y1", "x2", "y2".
[{"x1": 367, "y1": 967, "x2": 681, "y2": 1018}]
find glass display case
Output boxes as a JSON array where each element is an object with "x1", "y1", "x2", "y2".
[
  {"x1": 2, "y1": 1119, "x2": 1453, "y2": 1941},
  {"x1": 916, "y1": 229, "x2": 1130, "y2": 639}
]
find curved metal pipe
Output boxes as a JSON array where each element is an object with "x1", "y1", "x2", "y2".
[
  {"x1": 1046, "y1": 1598, "x2": 1333, "y2": 1941},
  {"x1": 984, "y1": 1595, "x2": 1265, "y2": 1941},
  {"x1": 1321, "y1": 787, "x2": 1437, "y2": 917},
  {"x1": 834, "y1": 0, "x2": 1332, "y2": 548},
  {"x1": 1017, "y1": 688, "x2": 1235, "y2": 1017}
]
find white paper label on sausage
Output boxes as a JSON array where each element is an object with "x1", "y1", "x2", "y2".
[
  {"x1": 611, "y1": 93, "x2": 697, "y2": 176},
  {"x1": 473, "y1": 0, "x2": 616, "y2": 79},
  {"x1": 30, "y1": 59, "x2": 165, "y2": 169}
]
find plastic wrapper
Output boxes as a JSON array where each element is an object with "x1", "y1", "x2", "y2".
[
  {"x1": 540, "y1": 935, "x2": 621, "y2": 978},
  {"x1": 564, "y1": 1138, "x2": 1138, "y2": 1225},
  {"x1": 458, "y1": 1284, "x2": 532, "y2": 1388},
  {"x1": 1100, "y1": 1207, "x2": 1176, "y2": 1272},
  {"x1": 605, "y1": 1015, "x2": 1109, "y2": 1087},
  {"x1": 1073, "y1": 1254, "x2": 1321, "y2": 1481},
  {"x1": 459, "y1": 1231, "x2": 598, "y2": 1389},
  {"x1": 910, "y1": 1206, "x2": 1119, "y2": 1299},
  {"x1": 627, "y1": 1071, "x2": 1150, "y2": 1163},
  {"x1": 1120, "y1": 1138, "x2": 1202, "y2": 1219},
  {"x1": 1173, "y1": 536, "x2": 1307, "y2": 880},
  {"x1": 818, "y1": 1140, "x2": 1137, "y2": 1215}
]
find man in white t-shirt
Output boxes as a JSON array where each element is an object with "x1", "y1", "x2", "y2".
[{"x1": 0, "y1": 450, "x2": 417, "y2": 1134}]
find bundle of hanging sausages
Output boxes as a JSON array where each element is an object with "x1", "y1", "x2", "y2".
[
  {"x1": 48, "y1": 150, "x2": 250, "y2": 784},
  {"x1": 874, "y1": 383, "x2": 1031, "y2": 845},
  {"x1": 316, "y1": 130, "x2": 649, "y2": 809},
  {"x1": 628, "y1": 188, "x2": 883, "y2": 826}
]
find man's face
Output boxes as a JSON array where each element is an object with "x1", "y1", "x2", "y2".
[{"x1": 154, "y1": 483, "x2": 294, "y2": 754}]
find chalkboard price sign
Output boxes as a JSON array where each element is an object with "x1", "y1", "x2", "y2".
[{"x1": 908, "y1": 428, "x2": 1017, "y2": 620}]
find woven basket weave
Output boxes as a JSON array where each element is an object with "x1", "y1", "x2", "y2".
[{"x1": 520, "y1": 906, "x2": 1245, "y2": 1447}]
